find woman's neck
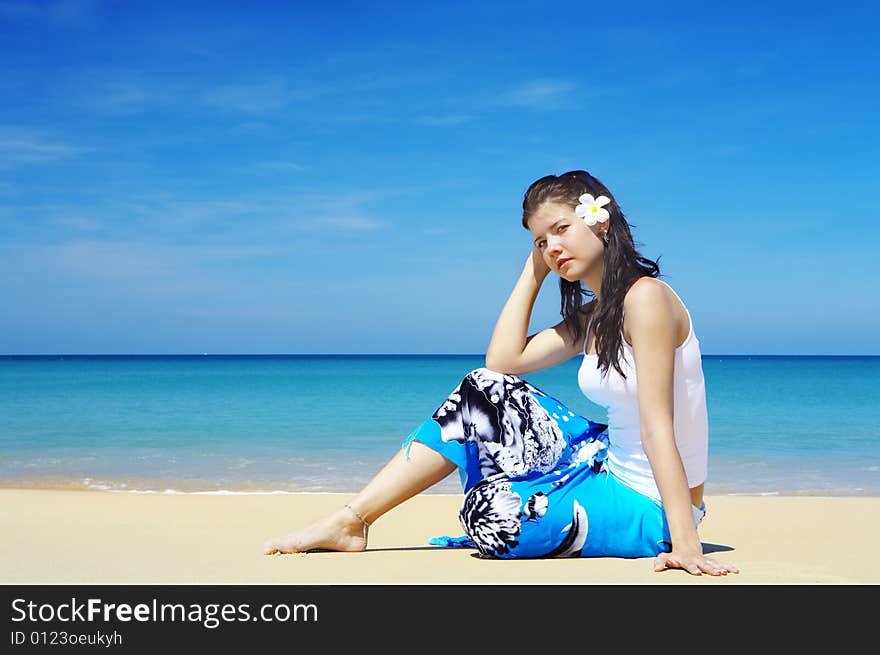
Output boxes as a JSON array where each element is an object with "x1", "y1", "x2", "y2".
[{"x1": 581, "y1": 264, "x2": 603, "y2": 302}]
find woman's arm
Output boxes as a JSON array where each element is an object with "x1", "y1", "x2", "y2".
[
  {"x1": 626, "y1": 278, "x2": 737, "y2": 576},
  {"x1": 485, "y1": 251, "x2": 581, "y2": 375}
]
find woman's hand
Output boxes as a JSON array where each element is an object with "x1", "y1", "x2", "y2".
[
  {"x1": 653, "y1": 549, "x2": 740, "y2": 576},
  {"x1": 526, "y1": 248, "x2": 552, "y2": 282}
]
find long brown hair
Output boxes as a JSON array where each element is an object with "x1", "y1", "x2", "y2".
[{"x1": 521, "y1": 170, "x2": 661, "y2": 379}]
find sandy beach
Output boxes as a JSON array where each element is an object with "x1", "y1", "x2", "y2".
[{"x1": 1, "y1": 489, "x2": 878, "y2": 585}]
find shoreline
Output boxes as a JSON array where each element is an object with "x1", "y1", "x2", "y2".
[
  {"x1": 2, "y1": 489, "x2": 879, "y2": 584},
  {"x1": 1, "y1": 480, "x2": 878, "y2": 498}
]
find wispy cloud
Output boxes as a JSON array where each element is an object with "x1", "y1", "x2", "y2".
[
  {"x1": 39, "y1": 189, "x2": 401, "y2": 238},
  {"x1": 116, "y1": 197, "x2": 270, "y2": 228},
  {"x1": 291, "y1": 189, "x2": 414, "y2": 209},
  {"x1": 52, "y1": 215, "x2": 104, "y2": 231},
  {"x1": 414, "y1": 114, "x2": 474, "y2": 126},
  {"x1": 205, "y1": 82, "x2": 400, "y2": 121},
  {"x1": 254, "y1": 161, "x2": 306, "y2": 172},
  {"x1": 61, "y1": 55, "x2": 454, "y2": 124},
  {"x1": 0, "y1": 128, "x2": 85, "y2": 164},
  {"x1": 499, "y1": 80, "x2": 578, "y2": 110},
  {"x1": 0, "y1": 238, "x2": 293, "y2": 310},
  {"x1": 201, "y1": 77, "x2": 291, "y2": 113},
  {"x1": 71, "y1": 71, "x2": 174, "y2": 115},
  {"x1": 73, "y1": 71, "x2": 302, "y2": 116},
  {"x1": 309, "y1": 216, "x2": 388, "y2": 230},
  {"x1": 22, "y1": 239, "x2": 280, "y2": 279}
]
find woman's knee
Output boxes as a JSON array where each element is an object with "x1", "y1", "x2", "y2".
[{"x1": 458, "y1": 474, "x2": 524, "y2": 558}]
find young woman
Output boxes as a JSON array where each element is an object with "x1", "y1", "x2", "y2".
[{"x1": 264, "y1": 170, "x2": 739, "y2": 576}]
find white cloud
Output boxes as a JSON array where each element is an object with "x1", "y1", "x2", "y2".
[
  {"x1": 14, "y1": 239, "x2": 279, "y2": 279},
  {"x1": 500, "y1": 80, "x2": 578, "y2": 110},
  {"x1": 0, "y1": 128, "x2": 85, "y2": 164},
  {"x1": 83, "y1": 78, "x2": 153, "y2": 113},
  {"x1": 110, "y1": 197, "x2": 270, "y2": 229},
  {"x1": 156, "y1": 199, "x2": 264, "y2": 223},
  {"x1": 202, "y1": 78, "x2": 290, "y2": 113},
  {"x1": 169, "y1": 194, "x2": 394, "y2": 232},
  {"x1": 71, "y1": 71, "x2": 174, "y2": 115},
  {"x1": 0, "y1": 238, "x2": 303, "y2": 316}
]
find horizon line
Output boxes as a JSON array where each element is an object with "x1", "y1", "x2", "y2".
[{"x1": 2, "y1": 353, "x2": 878, "y2": 358}]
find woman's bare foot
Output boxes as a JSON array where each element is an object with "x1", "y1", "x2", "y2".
[{"x1": 263, "y1": 506, "x2": 369, "y2": 555}]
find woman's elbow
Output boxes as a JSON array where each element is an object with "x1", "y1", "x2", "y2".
[
  {"x1": 484, "y1": 356, "x2": 518, "y2": 375},
  {"x1": 640, "y1": 426, "x2": 676, "y2": 452}
]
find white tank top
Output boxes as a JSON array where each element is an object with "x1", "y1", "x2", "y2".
[{"x1": 576, "y1": 279, "x2": 708, "y2": 503}]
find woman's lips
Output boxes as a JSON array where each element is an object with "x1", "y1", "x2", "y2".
[{"x1": 558, "y1": 258, "x2": 573, "y2": 269}]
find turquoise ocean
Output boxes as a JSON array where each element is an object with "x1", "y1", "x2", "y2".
[{"x1": 1, "y1": 355, "x2": 877, "y2": 496}]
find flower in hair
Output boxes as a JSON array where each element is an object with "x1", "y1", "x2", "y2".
[{"x1": 575, "y1": 194, "x2": 611, "y2": 226}]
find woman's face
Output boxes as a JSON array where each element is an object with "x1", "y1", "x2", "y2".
[{"x1": 528, "y1": 201, "x2": 606, "y2": 282}]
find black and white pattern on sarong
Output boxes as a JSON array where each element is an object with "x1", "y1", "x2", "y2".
[
  {"x1": 458, "y1": 473, "x2": 522, "y2": 557},
  {"x1": 432, "y1": 368, "x2": 567, "y2": 480},
  {"x1": 458, "y1": 473, "x2": 590, "y2": 559}
]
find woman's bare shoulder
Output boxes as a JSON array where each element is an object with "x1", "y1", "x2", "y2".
[
  {"x1": 624, "y1": 277, "x2": 677, "y2": 309},
  {"x1": 623, "y1": 278, "x2": 688, "y2": 344}
]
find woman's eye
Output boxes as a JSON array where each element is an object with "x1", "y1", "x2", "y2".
[{"x1": 558, "y1": 225, "x2": 567, "y2": 232}]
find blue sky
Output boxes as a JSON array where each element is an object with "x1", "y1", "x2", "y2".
[{"x1": 1, "y1": 0, "x2": 877, "y2": 355}]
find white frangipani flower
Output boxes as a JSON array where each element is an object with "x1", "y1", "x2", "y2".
[{"x1": 575, "y1": 193, "x2": 611, "y2": 226}]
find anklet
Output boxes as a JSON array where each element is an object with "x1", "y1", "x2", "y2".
[{"x1": 344, "y1": 504, "x2": 371, "y2": 539}]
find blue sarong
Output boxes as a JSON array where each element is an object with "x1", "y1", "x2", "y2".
[{"x1": 402, "y1": 367, "x2": 699, "y2": 559}]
